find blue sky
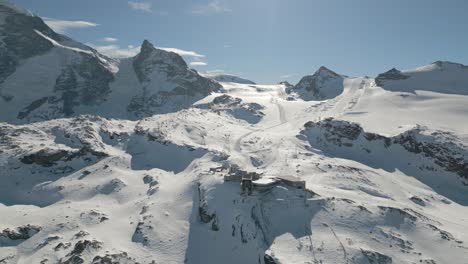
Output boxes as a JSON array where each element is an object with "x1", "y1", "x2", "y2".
[{"x1": 13, "y1": 0, "x2": 468, "y2": 84}]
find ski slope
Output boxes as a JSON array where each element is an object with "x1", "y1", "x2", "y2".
[{"x1": 2, "y1": 70, "x2": 467, "y2": 263}]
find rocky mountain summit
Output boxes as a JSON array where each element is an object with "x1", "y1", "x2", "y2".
[
  {"x1": 0, "y1": 3, "x2": 220, "y2": 123},
  {"x1": 288, "y1": 66, "x2": 345, "y2": 100},
  {"x1": 128, "y1": 40, "x2": 221, "y2": 117}
]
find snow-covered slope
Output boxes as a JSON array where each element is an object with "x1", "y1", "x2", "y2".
[
  {"x1": 0, "y1": 3, "x2": 117, "y2": 123},
  {"x1": 376, "y1": 61, "x2": 468, "y2": 95},
  {"x1": 1, "y1": 2, "x2": 468, "y2": 263},
  {"x1": 0, "y1": 3, "x2": 220, "y2": 123},
  {"x1": 1, "y1": 79, "x2": 467, "y2": 263},
  {"x1": 206, "y1": 74, "x2": 256, "y2": 85}
]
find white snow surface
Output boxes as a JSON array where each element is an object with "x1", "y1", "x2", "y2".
[
  {"x1": 1, "y1": 70, "x2": 468, "y2": 263},
  {"x1": 0, "y1": 4, "x2": 467, "y2": 261},
  {"x1": 205, "y1": 74, "x2": 256, "y2": 85}
]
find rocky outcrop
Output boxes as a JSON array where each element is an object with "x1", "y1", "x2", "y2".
[
  {"x1": 375, "y1": 68, "x2": 409, "y2": 87},
  {"x1": 59, "y1": 240, "x2": 103, "y2": 264},
  {"x1": 0, "y1": 3, "x2": 60, "y2": 85},
  {"x1": 288, "y1": 66, "x2": 344, "y2": 100},
  {"x1": 0, "y1": 225, "x2": 42, "y2": 246},
  {"x1": 92, "y1": 252, "x2": 139, "y2": 264},
  {"x1": 128, "y1": 40, "x2": 222, "y2": 117},
  {"x1": 374, "y1": 61, "x2": 468, "y2": 95},
  {"x1": 301, "y1": 118, "x2": 468, "y2": 182},
  {"x1": 197, "y1": 94, "x2": 265, "y2": 124},
  {"x1": 360, "y1": 249, "x2": 392, "y2": 264},
  {"x1": 20, "y1": 145, "x2": 108, "y2": 167}
]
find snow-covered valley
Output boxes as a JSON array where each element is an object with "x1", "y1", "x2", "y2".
[{"x1": 1, "y1": 2, "x2": 468, "y2": 264}]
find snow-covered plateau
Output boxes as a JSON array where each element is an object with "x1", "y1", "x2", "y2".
[{"x1": 0, "y1": 2, "x2": 467, "y2": 264}]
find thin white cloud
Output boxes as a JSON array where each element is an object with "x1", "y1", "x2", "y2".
[
  {"x1": 192, "y1": 1, "x2": 231, "y2": 15},
  {"x1": 88, "y1": 43, "x2": 205, "y2": 59},
  {"x1": 159, "y1": 47, "x2": 205, "y2": 58},
  {"x1": 200, "y1": 69, "x2": 225, "y2": 77},
  {"x1": 190, "y1": 61, "x2": 208, "y2": 66},
  {"x1": 102, "y1": 37, "x2": 118, "y2": 43},
  {"x1": 128, "y1": 1, "x2": 153, "y2": 13},
  {"x1": 43, "y1": 17, "x2": 98, "y2": 34},
  {"x1": 87, "y1": 44, "x2": 140, "y2": 58},
  {"x1": 280, "y1": 73, "x2": 298, "y2": 79}
]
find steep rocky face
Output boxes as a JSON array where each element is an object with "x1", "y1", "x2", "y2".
[
  {"x1": 129, "y1": 40, "x2": 222, "y2": 117},
  {"x1": 289, "y1": 66, "x2": 344, "y2": 100},
  {"x1": 375, "y1": 68, "x2": 409, "y2": 87},
  {"x1": 0, "y1": 2, "x2": 116, "y2": 123},
  {"x1": 0, "y1": 4, "x2": 60, "y2": 85},
  {"x1": 0, "y1": 4, "x2": 221, "y2": 123}
]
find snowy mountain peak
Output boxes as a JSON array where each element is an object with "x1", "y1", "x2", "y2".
[
  {"x1": 375, "y1": 67, "x2": 409, "y2": 87},
  {"x1": 314, "y1": 66, "x2": 341, "y2": 78},
  {"x1": 431, "y1": 60, "x2": 468, "y2": 70},
  {"x1": 206, "y1": 74, "x2": 256, "y2": 84},
  {"x1": 133, "y1": 39, "x2": 188, "y2": 83},
  {"x1": 141, "y1": 39, "x2": 154, "y2": 51},
  {"x1": 287, "y1": 66, "x2": 344, "y2": 100},
  {"x1": 376, "y1": 62, "x2": 468, "y2": 95},
  {"x1": 126, "y1": 39, "x2": 221, "y2": 117},
  {"x1": 0, "y1": 0, "x2": 32, "y2": 16}
]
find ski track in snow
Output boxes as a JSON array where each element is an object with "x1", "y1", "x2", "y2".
[{"x1": 1, "y1": 65, "x2": 468, "y2": 263}]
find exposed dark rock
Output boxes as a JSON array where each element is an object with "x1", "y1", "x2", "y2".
[
  {"x1": 304, "y1": 118, "x2": 363, "y2": 145},
  {"x1": 0, "y1": 4, "x2": 61, "y2": 84},
  {"x1": 60, "y1": 255, "x2": 84, "y2": 264},
  {"x1": 278, "y1": 81, "x2": 293, "y2": 88},
  {"x1": 264, "y1": 253, "x2": 279, "y2": 264},
  {"x1": 376, "y1": 228, "x2": 414, "y2": 250},
  {"x1": 197, "y1": 94, "x2": 265, "y2": 124},
  {"x1": 360, "y1": 249, "x2": 392, "y2": 264},
  {"x1": 17, "y1": 97, "x2": 54, "y2": 119},
  {"x1": 290, "y1": 66, "x2": 344, "y2": 100},
  {"x1": 378, "y1": 206, "x2": 417, "y2": 224},
  {"x1": 409, "y1": 196, "x2": 426, "y2": 206},
  {"x1": 73, "y1": 231, "x2": 89, "y2": 239},
  {"x1": 129, "y1": 40, "x2": 221, "y2": 117},
  {"x1": 375, "y1": 68, "x2": 409, "y2": 87},
  {"x1": 426, "y1": 224, "x2": 461, "y2": 243},
  {"x1": 92, "y1": 252, "x2": 138, "y2": 264},
  {"x1": 0, "y1": 5, "x2": 115, "y2": 121},
  {"x1": 54, "y1": 242, "x2": 72, "y2": 251},
  {"x1": 211, "y1": 216, "x2": 220, "y2": 231},
  {"x1": 132, "y1": 221, "x2": 150, "y2": 246},
  {"x1": 36, "y1": 235, "x2": 61, "y2": 249},
  {"x1": 80, "y1": 210, "x2": 109, "y2": 224},
  {"x1": 21, "y1": 149, "x2": 70, "y2": 167},
  {"x1": 0, "y1": 224, "x2": 42, "y2": 245},
  {"x1": 100, "y1": 178, "x2": 126, "y2": 194},
  {"x1": 302, "y1": 118, "x2": 468, "y2": 182},
  {"x1": 67, "y1": 240, "x2": 103, "y2": 256},
  {"x1": 199, "y1": 206, "x2": 215, "y2": 224}
]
